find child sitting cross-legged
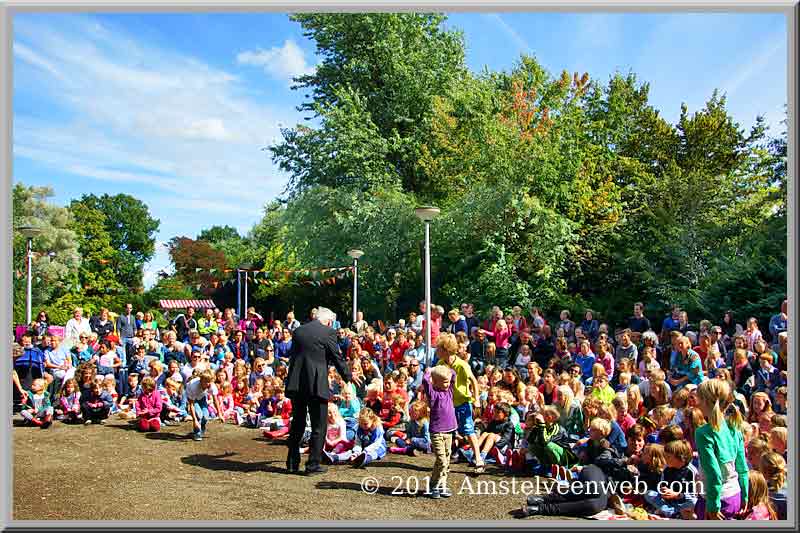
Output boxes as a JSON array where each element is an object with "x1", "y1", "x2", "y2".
[
  {"x1": 389, "y1": 401, "x2": 431, "y2": 456},
  {"x1": 643, "y1": 439, "x2": 698, "y2": 518},
  {"x1": 323, "y1": 407, "x2": 387, "y2": 468},
  {"x1": 20, "y1": 378, "x2": 54, "y2": 428},
  {"x1": 54, "y1": 378, "x2": 81, "y2": 423}
]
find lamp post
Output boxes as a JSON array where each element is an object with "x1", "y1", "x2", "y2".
[
  {"x1": 347, "y1": 249, "x2": 364, "y2": 327},
  {"x1": 414, "y1": 206, "x2": 440, "y2": 366},
  {"x1": 18, "y1": 225, "x2": 43, "y2": 325},
  {"x1": 237, "y1": 263, "x2": 254, "y2": 321}
]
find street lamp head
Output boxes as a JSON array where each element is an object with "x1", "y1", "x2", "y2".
[
  {"x1": 347, "y1": 249, "x2": 365, "y2": 260},
  {"x1": 18, "y1": 225, "x2": 43, "y2": 239},
  {"x1": 414, "y1": 206, "x2": 441, "y2": 222}
]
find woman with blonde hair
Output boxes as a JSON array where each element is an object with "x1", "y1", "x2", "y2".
[{"x1": 694, "y1": 379, "x2": 748, "y2": 520}]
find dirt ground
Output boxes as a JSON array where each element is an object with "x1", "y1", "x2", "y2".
[{"x1": 13, "y1": 415, "x2": 573, "y2": 521}]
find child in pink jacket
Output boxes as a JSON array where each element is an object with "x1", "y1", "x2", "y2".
[{"x1": 136, "y1": 376, "x2": 163, "y2": 432}]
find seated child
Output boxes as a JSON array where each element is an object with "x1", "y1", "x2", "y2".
[
  {"x1": 80, "y1": 381, "x2": 113, "y2": 425},
  {"x1": 54, "y1": 378, "x2": 81, "y2": 423},
  {"x1": 20, "y1": 378, "x2": 54, "y2": 428},
  {"x1": 323, "y1": 407, "x2": 387, "y2": 467},
  {"x1": 363, "y1": 383, "x2": 383, "y2": 414},
  {"x1": 613, "y1": 394, "x2": 636, "y2": 435},
  {"x1": 389, "y1": 401, "x2": 431, "y2": 456},
  {"x1": 526, "y1": 405, "x2": 578, "y2": 477},
  {"x1": 217, "y1": 381, "x2": 236, "y2": 423},
  {"x1": 590, "y1": 373, "x2": 615, "y2": 405},
  {"x1": 467, "y1": 402, "x2": 516, "y2": 466},
  {"x1": 644, "y1": 440, "x2": 698, "y2": 518},
  {"x1": 323, "y1": 403, "x2": 351, "y2": 454},
  {"x1": 118, "y1": 374, "x2": 142, "y2": 419},
  {"x1": 136, "y1": 376, "x2": 163, "y2": 432},
  {"x1": 260, "y1": 387, "x2": 292, "y2": 435},
  {"x1": 161, "y1": 378, "x2": 189, "y2": 424},
  {"x1": 380, "y1": 394, "x2": 406, "y2": 438},
  {"x1": 768, "y1": 427, "x2": 787, "y2": 458},
  {"x1": 744, "y1": 470, "x2": 777, "y2": 520},
  {"x1": 102, "y1": 375, "x2": 119, "y2": 414}
]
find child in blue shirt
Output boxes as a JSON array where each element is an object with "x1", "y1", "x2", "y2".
[
  {"x1": 324, "y1": 408, "x2": 387, "y2": 467},
  {"x1": 389, "y1": 401, "x2": 431, "y2": 456}
]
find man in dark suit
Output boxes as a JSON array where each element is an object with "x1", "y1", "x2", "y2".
[{"x1": 285, "y1": 307, "x2": 359, "y2": 475}]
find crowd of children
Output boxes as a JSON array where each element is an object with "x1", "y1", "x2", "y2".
[{"x1": 12, "y1": 300, "x2": 789, "y2": 520}]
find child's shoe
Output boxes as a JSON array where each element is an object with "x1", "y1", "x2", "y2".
[
  {"x1": 351, "y1": 452, "x2": 367, "y2": 468},
  {"x1": 84, "y1": 419, "x2": 92, "y2": 425},
  {"x1": 389, "y1": 446, "x2": 406, "y2": 454},
  {"x1": 322, "y1": 450, "x2": 335, "y2": 465},
  {"x1": 407, "y1": 447, "x2": 419, "y2": 457},
  {"x1": 40, "y1": 415, "x2": 52, "y2": 429},
  {"x1": 488, "y1": 447, "x2": 504, "y2": 465}
]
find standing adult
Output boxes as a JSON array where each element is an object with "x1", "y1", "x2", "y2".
[
  {"x1": 352, "y1": 311, "x2": 368, "y2": 336},
  {"x1": 64, "y1": 307, "x2": 91, "y2": 348},
  {"x1": 117, "y1": 303, "x2": 136, "y2": 346},
  {"x1": 239, "y1": 307, "x2": 264, "y2": 341},
  {"x1": 172, "y1": 306, "x2": 197, "y2": 343},
  {"x1": 90, "y1": 308, "x2": 114, "y2": 340},
  {"x1": 627, "y1": 302, "x2": 651, "y2": 345},
  {"x1": 285, "y1": 307, "x2": 357, "y2": 475}
]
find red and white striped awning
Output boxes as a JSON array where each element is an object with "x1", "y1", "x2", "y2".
[{"x1": 159, "y1": 299, "x2": 216, "y2": 310}]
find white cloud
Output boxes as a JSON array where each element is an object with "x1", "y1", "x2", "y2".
[
  {"x1": 13, "y1": 15, "x2": 299, "y2": 288},
  {"x1": 237, "y1": 39, "x2": 316, "y2": 82},
  {"x1": 13, "y1": 15, "x2": 295, "y2": 215}
]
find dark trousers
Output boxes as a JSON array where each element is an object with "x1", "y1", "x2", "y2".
[
  {"x1": 286, "y1": 395, "x2": 328, "y2": 470},
  {"x1": 541, "y1": 465, "x2": 610, "y2": 517}
]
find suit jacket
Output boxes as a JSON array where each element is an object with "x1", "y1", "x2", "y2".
[
  {"x1": 285, "y1": 320, "x2": 351, "y2": 401},
  {"x1": 117, "y1": 314, "x2": 136, "y2": 339}
]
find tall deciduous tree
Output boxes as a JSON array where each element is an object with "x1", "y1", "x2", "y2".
[
  {"x1": 12, "y1": 183, "x2": 81, "y2": 323},
  {"x1": 71, "y1": 193, "x2": 159, "y2": 289}
]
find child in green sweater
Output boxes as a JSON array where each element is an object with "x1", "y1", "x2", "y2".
[{"x1": 694, "y1": 379, "x2": 748, "y2": 520}]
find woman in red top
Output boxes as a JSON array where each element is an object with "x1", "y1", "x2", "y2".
[{"x1": 390, "y1": 331, "x2": 410, "y2": 368}]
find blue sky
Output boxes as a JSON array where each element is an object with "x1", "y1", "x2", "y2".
[{"x1": 13, "y1": 12, "x2": 788, "y2": 288}]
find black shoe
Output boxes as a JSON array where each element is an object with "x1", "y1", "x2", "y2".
[
  {"x1": 526, "y1": 495, "x2": 545, "y2": 506},
  {"x1": 351, "y1": 452, "x2": 367, "y2": 468},
  {"x1": 521, "y1": 503, "x2": 542, "y2": 517},
  {"x1": 286, "y1": 460, "x2": 300, "y2": 474},
  {"x1": 305, "y1": 465, "x2": 328, "y2": 476},
  {"x1": 425, "y1": 488, "x2": 441, "y2": 499}
]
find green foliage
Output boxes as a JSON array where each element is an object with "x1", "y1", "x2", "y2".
[
  {"x1": 71, "y1": 193, "x2": 160, "y2": 289},
  {"x1": 258, "y1": 15, "x2": 787, "y2": 324},
  {"x1": 274, "y1": 13, "x2": 467, "y2": 198},
  {"x1": 68, "y1": 201, "x2": 125, "y2": 295},
  {"x1": 12, "y1": 183, "x2": 81, "y2": 324}
]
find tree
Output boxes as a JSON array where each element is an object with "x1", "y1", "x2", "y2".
[
  {"x1": 197, "y1": 225, "x2": 240, "y2": 244},
  {"x1": 168, "y1": 237, "x2": 229, "y2": 296},
  {"x1": 273, "y1": 13, "x2": 467, "y2": 197},
  {"x1": 68, "y1": 201, "x2": 125, "y2": 296},
  {"x1": 71, "y1": 193, "x2": 159, "y2": 289},
  {"x1": 12, "y1": 183, "x2": 81, "y2": 324}
]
